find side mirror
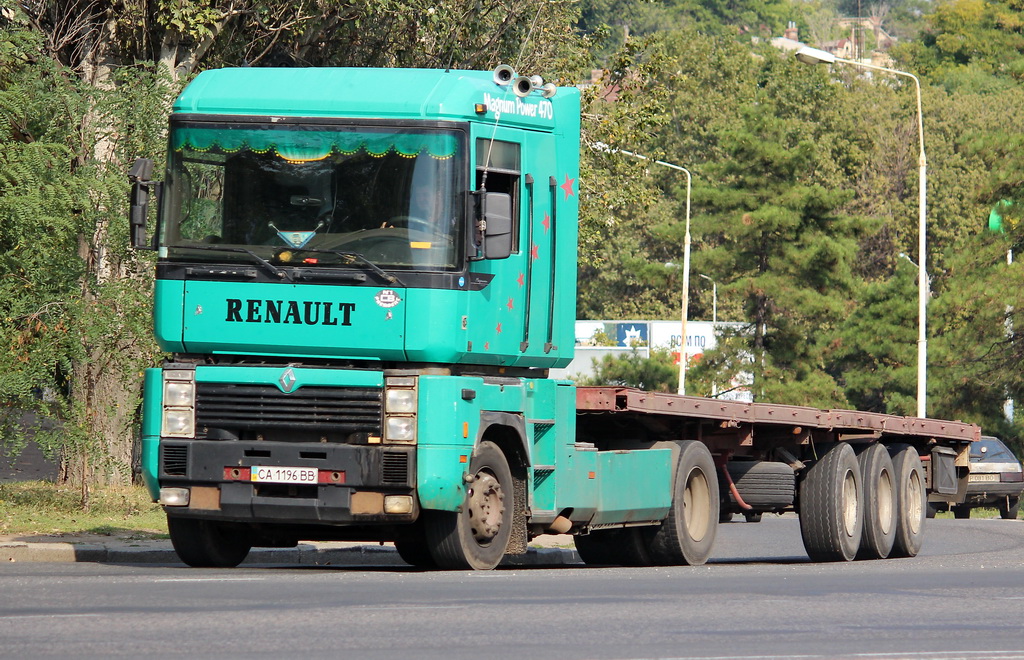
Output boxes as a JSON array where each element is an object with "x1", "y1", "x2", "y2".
[
  {"x1": 128, "y1": 157, "x2": 156, "y2": 250},
  {"x1": 481, "y1": 192, "x2": 513, "y2": 260}
]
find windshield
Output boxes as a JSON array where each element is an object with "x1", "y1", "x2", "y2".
[{"x1": 160, "y1": 121, "x2": 466, "y2": 271}]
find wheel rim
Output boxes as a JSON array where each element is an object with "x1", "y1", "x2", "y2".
[
  {"x1": 683, "y1": 468, "x2": 711, "y2": 543},
  {"x1": 878, "y1": 469, "x2": 894, "y2": 535},
  {"x1": 466, "y1": 470, "x2": 505, "y2": 545},
  {"x1": 842, "y1": 469, "x2": 858, "y2": 537},
  {"x1": 906, "y1": 468, "x2": 923, "y2": 534}
]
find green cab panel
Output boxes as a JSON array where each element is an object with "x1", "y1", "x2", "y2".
[
  {"x1": 140, "y1": 368, "x2": 163, "y2": 501},
  {"x1": 179, "y1": 280, "x2": 406, "y2": 360}
]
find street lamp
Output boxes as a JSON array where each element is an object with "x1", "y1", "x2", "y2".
[
  {"x1": 698, "y1": 274, "x2": 717, "y2": 323},
  {"x1": 795, "y1": 45, "x2": 929, "y2": 418},
  {"x1": 591, "y1": 143, "x2": 693, "y2": 395}
]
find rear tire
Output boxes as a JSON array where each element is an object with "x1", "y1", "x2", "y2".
[
  {"x1": 888, "y1": 444, "x2": 926, "y2": 558},
  {"x1": 645, "y1": 440, "x2": 719, "y2": 566},
  {"x1": 999, "y1": 497, "x2": 1020, "y2": 520},
  {"x1": 799, "y1": 442, "x2": 862, "y2": 562},
  {"x1": 167, "y1": 516, "x2": 251, "y2": 568},
  {"x1": 424, "y1": 441, "x2": 513, "y2": 570},
  {"x1": 855, "y1": 444, "x2": 897, "y2": 560},
  {"x1": 574, "y1": 528, "x2": 652, "y2": 566}
]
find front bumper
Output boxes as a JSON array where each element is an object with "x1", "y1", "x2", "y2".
[{"x1": 157, "y1": 439, "x2": 417, "y2": 525}]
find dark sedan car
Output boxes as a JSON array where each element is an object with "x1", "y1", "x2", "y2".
[{"x1": 947, "y1": 436, "x2": 1023, "y2": 520}]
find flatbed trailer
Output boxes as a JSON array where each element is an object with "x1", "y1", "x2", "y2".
[{"x1": 572, "y1": 387, "x2": 978, "y2": 564}]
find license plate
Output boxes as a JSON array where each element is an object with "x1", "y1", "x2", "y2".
[
  {"x1": 969, "y1": 473, "x2": 1000, "y2": 483},
  {"x1": 250, "y1": 466, "x2": 318, "y2": 484}
]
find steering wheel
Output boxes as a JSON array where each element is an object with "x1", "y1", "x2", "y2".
[{"x1": 387, "y1": 215, "x2": 434, "y2": 234}]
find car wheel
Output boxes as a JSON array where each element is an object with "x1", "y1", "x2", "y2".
[{"x1": 999, "y1": 497, "x2": 1020, "y2": 520}]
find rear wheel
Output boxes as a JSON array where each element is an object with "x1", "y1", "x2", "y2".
[
  {"x1": 167, "y1": 516, "x2": 252, "y2": 568},
  {"x1": 574, "y1": 528, "x2": 652, "y2": 566},
  {"x1": 424, "y1": 441, "x2": 513, "y2": 570},
  {"x1": 952, "y1": 504, "x2": 972, "y2": 519},
  {"x1": 855, "y1": 444, "x2": 897, "y2": 560},
  {"x1": 888, "y1": 444, "x2": 926, "y2": 558},
  {"x1": 999, "y1": 497, "x2": 1020, "y2": 520},
  {"x1": 645, "y1": 440, "x2": 719, "y2": 566},
  {"x1": 799, "y1": 442, "x2": 862, "y2": 562}
]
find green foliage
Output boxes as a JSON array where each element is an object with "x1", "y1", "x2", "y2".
[{"x1": 575, "y1": 348, "x2": 679, "y2": 392}]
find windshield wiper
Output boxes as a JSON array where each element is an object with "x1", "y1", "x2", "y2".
[
  {"x1": 172, "y1": 244, "x2": 293, "y2": 282},
  {"x1": 287, "y1": 247, "x2": 405, "y2": 287}
]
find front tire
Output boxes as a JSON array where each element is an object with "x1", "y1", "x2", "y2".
[
  {"x1": 855, "y1": 444, "x2": 897, "y2": 560},
  {"x1": 799, "y1": 442, "x2": 862, "y2": 562},
  {"x1": 645, "y1": 440, "x2": 719, "y2": 566},
  {"x1": 888, "y1": 444, "x2": 926, "y2": 558},
  {"x1": 424, "y1": 441, "x2": 513, "y2": 570},
  {"x1": 167, "y1": 516, "x2": 252, "y2": 568}
]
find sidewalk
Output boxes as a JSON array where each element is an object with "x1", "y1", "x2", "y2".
[{"x1": 0, "y1": 532, "x2": 581, "y2": 567}]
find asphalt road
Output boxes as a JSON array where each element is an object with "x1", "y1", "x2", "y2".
[{"x1": 1, "y1": 516, "x2": 1022, "y2": 660}]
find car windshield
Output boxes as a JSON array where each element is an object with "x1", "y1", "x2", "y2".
[
  {"x1": 971, "y1": 438, "x2": 1017, "y2": 463},
  {"x1": 160, "y1": 122, "x2": 466, "y2": 271}
]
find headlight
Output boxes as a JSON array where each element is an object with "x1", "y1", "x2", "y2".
[
  {"x1": 164, "y1": 381, "x2": 195, "y2": 407},
  {"x1": 163, "y1": 409, "x2": 195, "y2": 437},
  {"x1": 386, "y1": 389, "x2": 416, "y2": 414},
  {"x1": 384, "y1": 376, "x2": 417, "y2": 444},
  {"x1": 386, "y1": 416, "x2": 415, "y2": 442},
  {"x1": 162, "y1": 368, "x2": 196, "y2": 438}
]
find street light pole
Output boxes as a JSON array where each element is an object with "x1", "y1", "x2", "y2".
[
  {"x1": 592, "y1": 144, "x2": 693, "y2": 395},
  {"x1": 795, "y1": 46, "x2": 928, "y2": 418}
]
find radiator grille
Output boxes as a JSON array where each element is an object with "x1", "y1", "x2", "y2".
[
  {"x1": 382, "y1": 452, "x2": 410, "y2": 484},
  {"x1": 195, "y1": 383, "x2": 382, "y2": 435},
  {"x1": 162, "y1": 444, "x2": 188, "y2": 476}
]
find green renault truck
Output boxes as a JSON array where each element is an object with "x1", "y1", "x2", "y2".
[{"x1": 129, "y1": 65, "x2": 979, "y2": 570}]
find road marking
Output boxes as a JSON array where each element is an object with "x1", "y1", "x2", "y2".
[{"x1": 151, "y1": 577, "x2": 266, "y2": 581}]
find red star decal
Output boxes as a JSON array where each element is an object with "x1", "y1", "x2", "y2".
[
  {"x1": 530, "y1": 243, "x2": 539, "y2": 261},
  {"x1": 496, "y1": 322, "x2": 503, "y2": 334},
  {"x1": 560, "y1": 174, "x2": 576, "y2": 200},
  {"x1": 484, "y1": 342, "x2": 490, "y2": 351},
  {"x1": 542, "y1": 213, "x2": 550, "y2": 232},
  {"x1": 517, "y1": 272, "x2": 525, "y2": 287},
  {"x1": 506, "y1": 297, "x2": 515, "y2": 311}
]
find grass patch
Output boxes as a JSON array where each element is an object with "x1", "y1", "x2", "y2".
[{"x1": 0, "y1": 481, "x2": 167, "y2": 539}]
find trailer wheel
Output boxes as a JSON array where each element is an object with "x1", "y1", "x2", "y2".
[
  {"x1": 799, "y1": 442, "x2": 862, "y2": 562},
  {"x1": 645, "y1": 440, "x2": 719, "y2": 566},
  {"x1": 999, "y1": 497, "x2": 1020, "y2": 520},
  {"x1": 574, "y1": 528, "x2": 652, "y2": 566},
  {"x1": 167, "y1": 516, "x2": 251, "y2": 568},
  {"x1": 888, "y1": 444, "x2": 926, "y2": 558},
  {"x1": 424, "y1": 441, "x2": 513, "y2": 570},
  {"x1": 855, "y1": 444, "x2": 897, "y2": 560}
]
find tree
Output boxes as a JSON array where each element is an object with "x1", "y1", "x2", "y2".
[
  {"x1": 575, "y1": 348, "x2": 679, "y2": 392},
  {"x1": 691, "y1": 54, "x2": 870, "y2": 408}
]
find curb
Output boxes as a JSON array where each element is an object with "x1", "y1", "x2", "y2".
[{"x1": 0, "y1": 541, "x2": 581, "y2": 568}]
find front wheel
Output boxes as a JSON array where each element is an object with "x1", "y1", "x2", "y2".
[
  {"x1": 167, "y1": 516, "x2": 252, "y2": 568},
  {"x1": 424, "y1": 441, "x2": 513, "y2": 570}
]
